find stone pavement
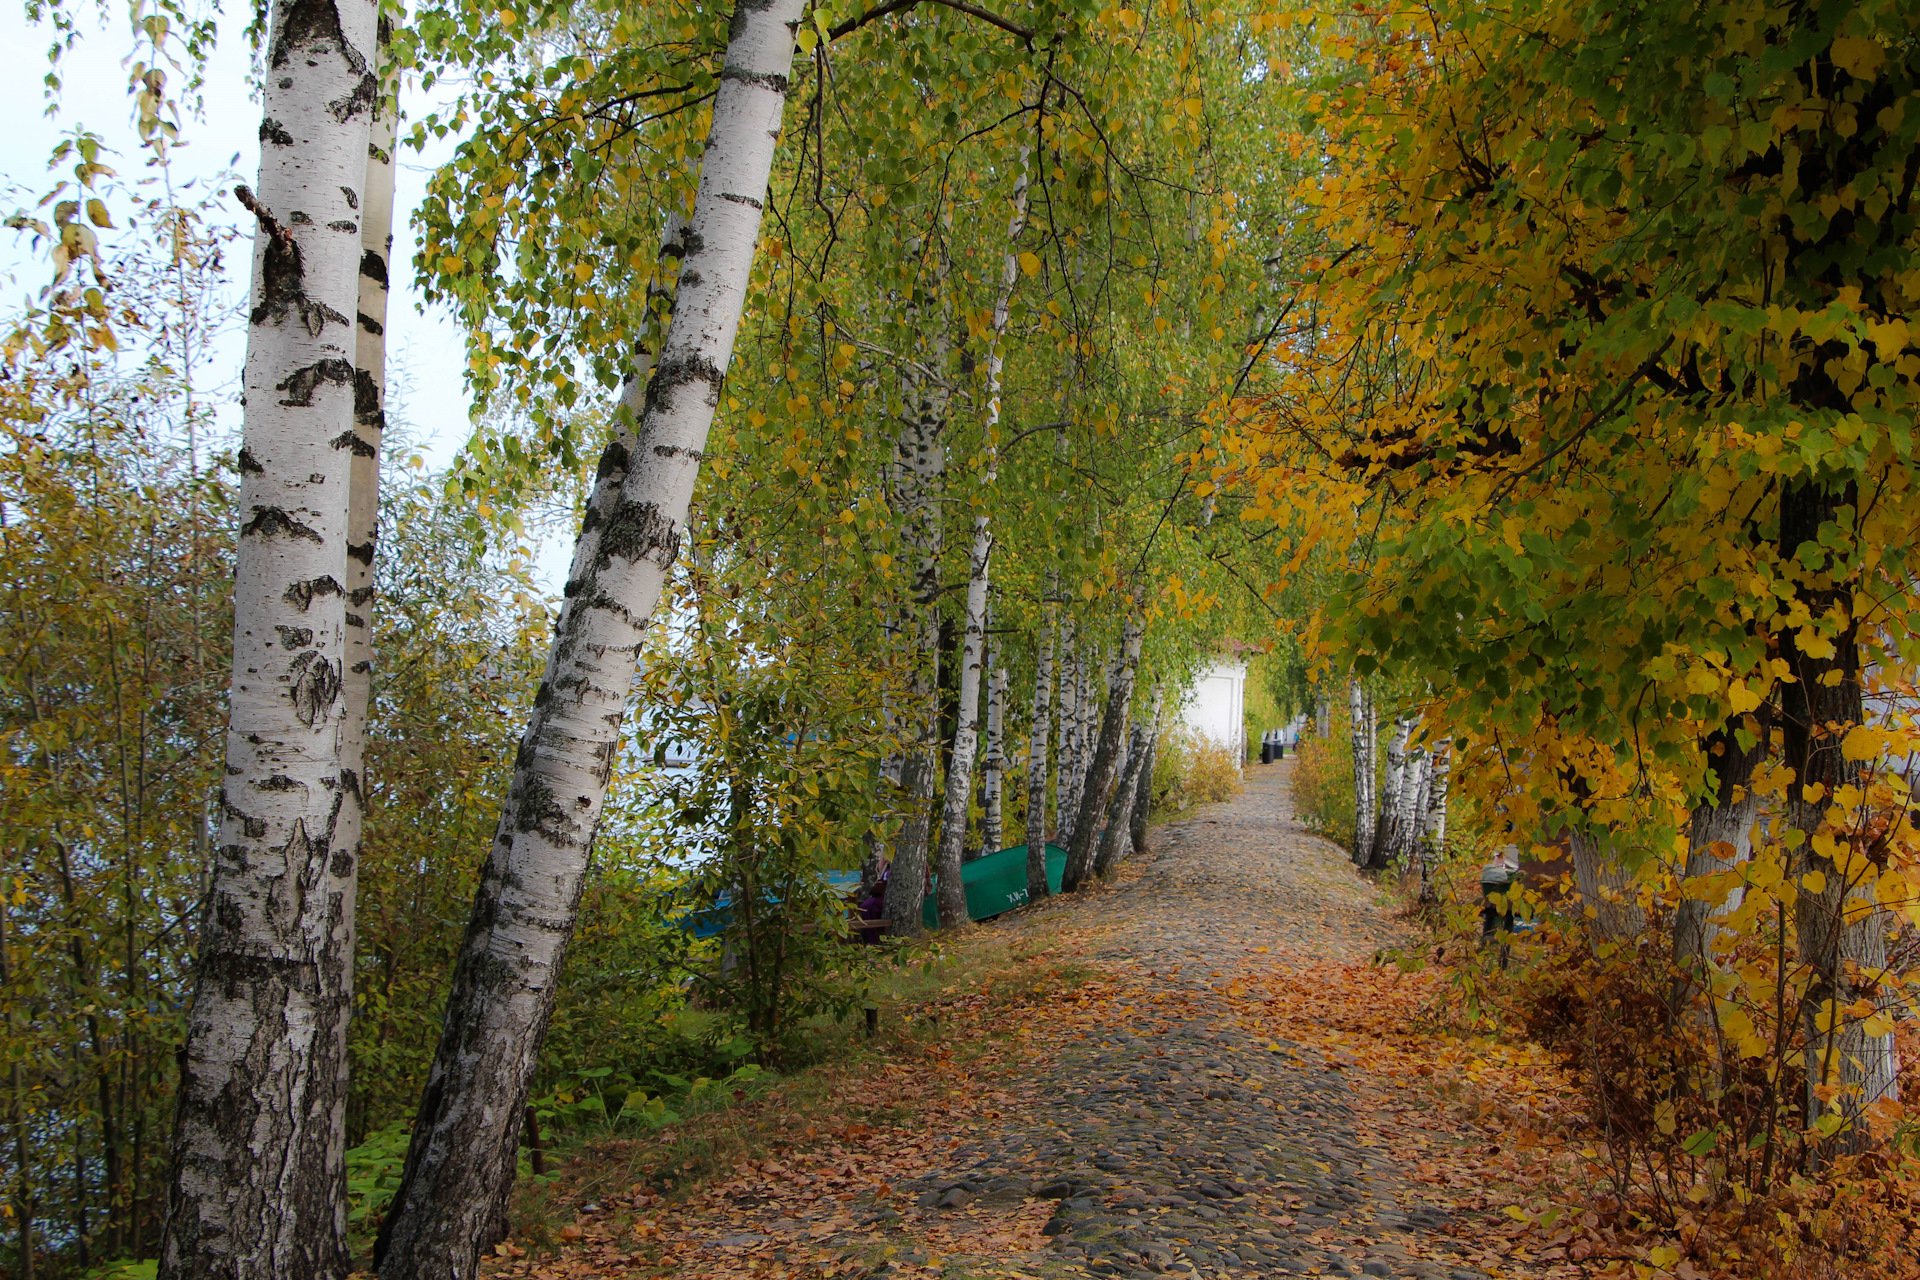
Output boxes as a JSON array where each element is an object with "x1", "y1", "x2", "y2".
[{"x1": 897, "y1": 761, "x2": 1500, "y2": 1279}]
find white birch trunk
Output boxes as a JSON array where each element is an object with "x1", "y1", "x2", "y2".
[
  {"x1": 160, "y1": 1, "x2": 378, "y2": 1275},
  {"x1": 879, "y1": 254, "x2": 950, "y2": 938},
  {"x1": 373, "y1": 3, "x2": 805, "y2": 1273},
  {"x1": 1025, "y1": 605, "x2": 1055, "y2": 898},
  {"x1": 1063, "y1": 619, "x2": 1143, "y2": 891},
  {"x1": 929, "y1": 157, "x2": 1029, "y2": 924},
  {"x1": 1365, "y1": 713, "x2": 1412, "y2": 872},
  {"x1": 1094, "y1": 720, "x2": 1151, "y2": 878},
  {"x1": 1054, "y1": 618, "x2": 1081, "y2": 846},
  {"x1": 1129, "y1": 724, "x2": 1158, "y2": 855},
  {"x1": 1401, "y1": 748, "x2": 1432, "y2": 866},
  {"x1": 1416, "y1": 740, "x2": 1451, "y2": 903},
  {"x1": 1349, "y1": 678, "x2": 1375, "y2": 864},
  {"x1": 982, "y1": 658, "x2": 1007, "y2": 853}
]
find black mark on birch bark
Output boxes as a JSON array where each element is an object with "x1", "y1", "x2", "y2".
[
  {"x1": 241, "y1": 506, "x2": 325, "y2": 543},
  {"x1": 278, "y1": 357, "x2": 355, "y2": 406}
]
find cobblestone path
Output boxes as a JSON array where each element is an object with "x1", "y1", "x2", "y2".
[{"x1": 890, "y1": 761, "x2": 1512, "y2": 1280}]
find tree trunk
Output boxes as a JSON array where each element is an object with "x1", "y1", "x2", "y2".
[
  {"x1": 1568, "y1": 826, "x2": 1646, "y2": 944},
  {"x1": 1094, "y1": 721, "x2": 1151, "y2": 878},
  {"x1": 879, "y1": 249, "x2": 951, "y2": 938},
  {"x1": 1063, "y1": 618, "x2": 1143, "y2": 891},
  {"x1": 1054, "y1": 618, "x2": 1080, "y2": 846},
  {"x1": 1129, "y1": 725, "x2": 1158, "y2": 855},
  {"x1": 1778, "y1": 477, "x2": 1897, "y2": 1149},
  {"x1": 373, "y1": 3, "x2": 806, "y2": 1273},
  {"x1": 1416, "y1": 740, "x2": 1451, "y2": 904},
  {"x1": 1025, "y1": 606, "x2": 1055, "y2": 899},
  {"x1": 160, "y1": 2, "x2": 379, "y2": 1275},
  {"x1": 1364, "y1": 714, "x2": 1412, "y2": 872},
  {"x1": 982, "y1": 658, "x2": 1007, "y2": 853},
  {"x1": 1672, "y1": 720, "x2": 1762, "y2": 989},
  {"x1": 1400, "y1": 748, "x2": 1432, "y2": 866},
  {"x1": 1349, "y1": 678, "x2": 1375, "y2": 864},
  {"x1": 928, "y1": 156, "x2": 1030, "y2": 925}
]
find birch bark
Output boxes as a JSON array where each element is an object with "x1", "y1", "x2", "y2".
[
  {"x1": 1416, "y1": 740, "x2": 1450, "y2": 904},
  {"x1": 982, "y1": 659, "x2": 1007, "y2": 853},
  {"x1": 1054, "y1": 618, "x2": 1080, "y2": 846},
  {"x1": 879, "y1": 254, "x2": 950, "y2": 937},
  {"x1": 1348, "y1": 678, "x2": 1375, "y2": 864},
  {"x1": 1128, "y1": 726, "x2": 1157, "y2": 855},
  {"x1": 1094, "y1": 721, "x2": 1151, "y2": 879},
  {"x1": 373, "y1": 3, "x2": 806, "y2": 1273},
  {"x1": 1063, "y1": 618, "x2": 1143, "y2": 891},
  {"x1": 159, "y1": 2, "x2": 377, "y2": 1275},
  {"x1": 928, "y1": 155, "x2": 1029, "y2": 925},
  {"x1": 1364, "y1": 714, "x2": 1412, "y2": 872},
  {"x1": 1024, "y1": 606, "x2": 1055, "y2": 898}
]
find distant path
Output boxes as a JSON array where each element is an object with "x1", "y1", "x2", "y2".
[{"x1": 906, "y1": 761, "x2": 1495, "y2": 1279}]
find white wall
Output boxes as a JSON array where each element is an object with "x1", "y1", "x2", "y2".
[{"x1": 1179, "y1": 661, "x2": 1247, "y2": 768}]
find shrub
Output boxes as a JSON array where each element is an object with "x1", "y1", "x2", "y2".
[
  {"x1": 1290, "y1": 726, "x2": 1357, "y2": 851},
  {"x1": 1151, "y1": 730, "x2": 1244, "y2": 818}
]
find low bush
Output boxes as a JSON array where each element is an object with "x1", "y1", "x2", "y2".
[
  {"x1": 1150, "y1": 730, "x2": 1244, "y2": 819},
  {"x1": 1289, "y1": 727, "x2": 1357, "y2": 852}
]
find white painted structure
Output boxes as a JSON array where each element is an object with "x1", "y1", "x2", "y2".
[{"x1": 1179, "y1": 660, "x2": 1248, "y2": 768}]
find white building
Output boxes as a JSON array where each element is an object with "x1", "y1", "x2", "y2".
[{"x1": 1179, "y1": 660, "x2": 1247, "y2": 768}]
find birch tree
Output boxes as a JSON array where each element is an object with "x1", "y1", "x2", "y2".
[
  {"x1": 1063, "y1": 616, "x2": 1143, "y2": 891},
  {"x1": 982, "y1": 658, "x2": 1007, "y2": 853},
  {"x1": 160, "y1": 0, "x2": 379, "y2": 1274},
  {"x1": 1024, "y1": 605, "x2": 1055, "y2": 897},
  {"x1": 374, "y1": 1, "x2": 808, "y2": 1271},
  {"x1": 1348, "y1": 678, "x2": 1375, "y2": 863},
  {"x1": 929, "y1": 150, "x2": 1030, "y2": 925}
]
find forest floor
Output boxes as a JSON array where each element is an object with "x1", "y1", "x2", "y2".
[{"x1": 486, "y1": 763, "x2": 1600, "y2": 1280}]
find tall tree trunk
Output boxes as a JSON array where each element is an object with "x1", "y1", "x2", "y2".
[
  {"x1": 160, "y1": 2, "x2": 378, "y2": 1275},
  {"x1": 373, "y1": 3, "x2": 806, "y2": 1273},
  {"x1": 929, "y1": 156, "x2": 1030, "y2": 924},
  {"x1": 1568, "y1": 826, "x2": 1646, "y2": 944},
  {"x1": 1025, "y1": 606, "x2": 1055, "y2": 898},
  {"x1": 1364, "y1": 714, "x2": 1412, "y2": 872},
  {"x1": 1400, "y1": 748, "x2": 1432, "y2": 866},
  {"x1": 1416, "y1": 740, "x2": 1451, "y2": 904},
  {"x1": 1062, "y1": 618, "x2": 1143, "y2": 891},
  {"x1": 1054, "y1": 618, "x2": 1080, "y2": 846},
  {"x1": 1778, "y1": 477, "x2": 1897, "y2": 1148},
  {"x1": 1672, "y1": 719, "x2": 1763, "y2": 990},
  {"x1": 879, "y1": 250, "x2": 951, "y2": 938},
  {"x1": 1129, "y1": 725, "x2": 1158, "y2": 855},
  {"x1": 1094, "y1": 720, "x2": 1151, "y2": 879},
  {"x1": 982, "y1": 658, "x2": 1007, "y2": 853},
  {"x1": 1349, "y1": 678, "x2": 1376, "y2": 864}
]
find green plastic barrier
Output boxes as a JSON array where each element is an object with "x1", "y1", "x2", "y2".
[{"x1": 921, "y1": 842, "x2": 1068, "y2": 929}]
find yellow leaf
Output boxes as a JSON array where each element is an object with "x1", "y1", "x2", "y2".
[
  {"x1": 1802, "y1": 869, "x2": 1827, "y2": 894},
  {"x1": 1830, "y1": 34, "x2": 1885, "y2": 80},
  {"x1": 1017, "y1": 251, "x2": 1041, "y2": 277},
  {"x1": 1726, "y1": 680, "x2": 1762, "y2": 714},
  {"x1": 1841, "y1": 724, "x2": 1881, "y2": 762}
]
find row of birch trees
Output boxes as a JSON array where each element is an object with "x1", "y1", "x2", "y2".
[{"x1": 5, "y1": 0, "x2": 1305, "y2": 1275}]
